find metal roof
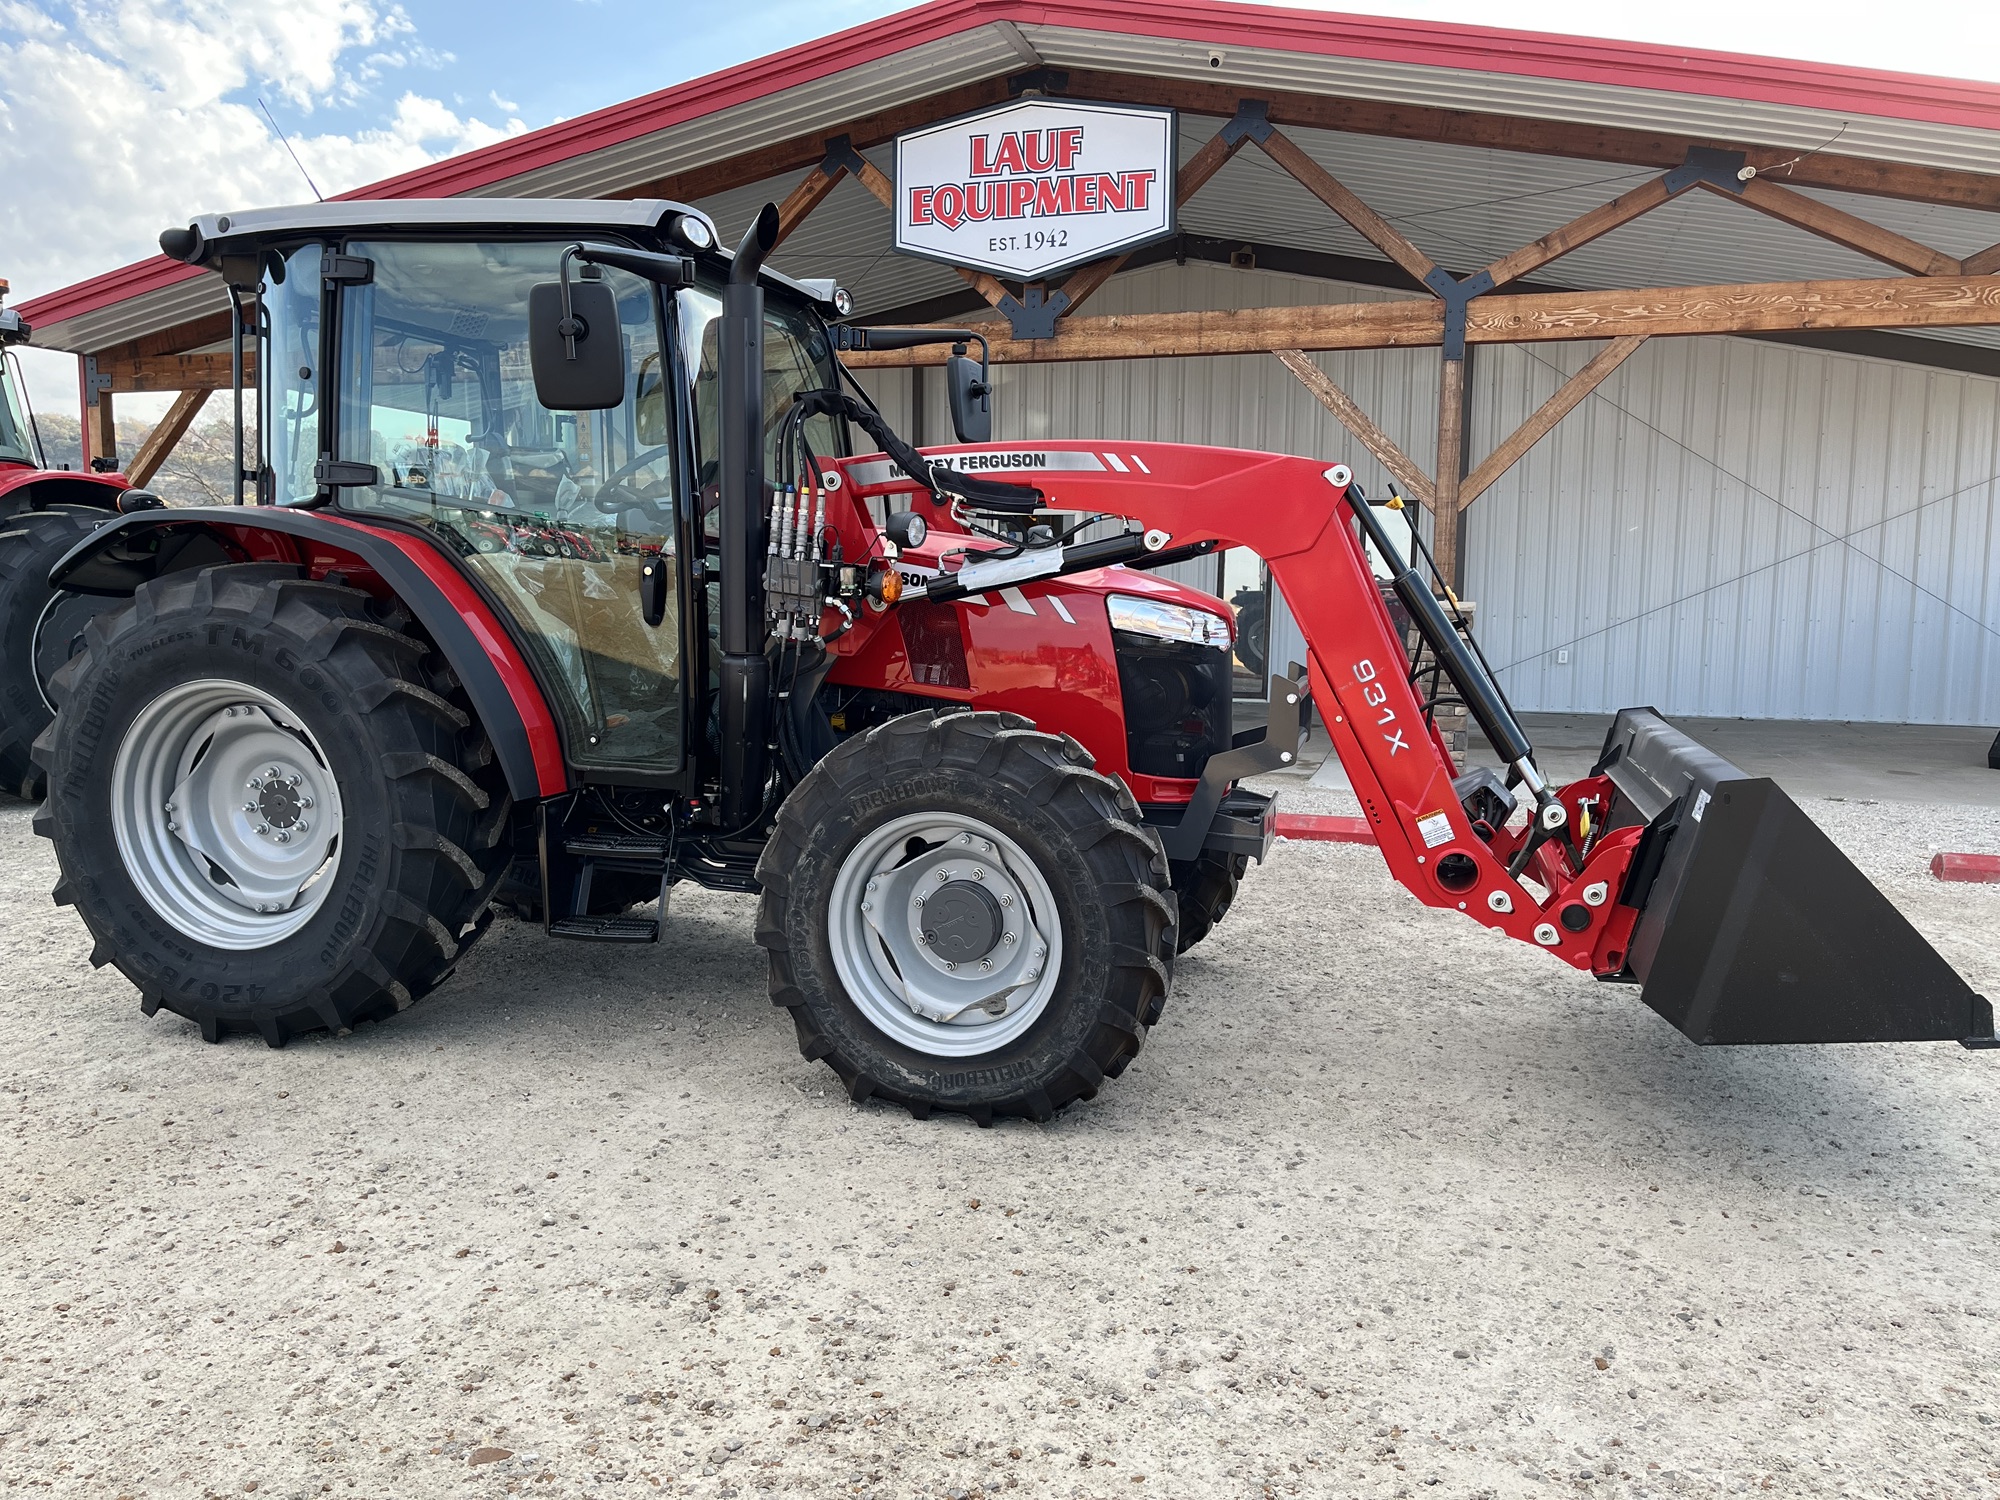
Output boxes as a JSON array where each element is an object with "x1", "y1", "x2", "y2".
[{"x1": 20, "y1": 0, "x2": 2000, "y2": 354}]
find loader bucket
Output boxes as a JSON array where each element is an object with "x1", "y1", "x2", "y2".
[{"x1": 1596, "y1": 709, "x2": 1994, "y2": 1047}]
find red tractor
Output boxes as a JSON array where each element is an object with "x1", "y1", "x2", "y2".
[
  {"x1": 30, "y1": 200, "x2": 1992, "y2": 1123},
  {"x1": 0, "y1": 280, "x2": 134, "y2": 799}
]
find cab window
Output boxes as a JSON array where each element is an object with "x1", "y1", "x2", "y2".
[{"x1": 333, "y1": 238, "x2": 684, "y2": 774}]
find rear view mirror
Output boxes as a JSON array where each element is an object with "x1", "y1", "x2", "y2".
[
  {"x1": 529, "y1": 279, "x2": 625, "y2": 411},
  {"x1": 946, "y1": 349, "x2": 991, "y2": 444}
]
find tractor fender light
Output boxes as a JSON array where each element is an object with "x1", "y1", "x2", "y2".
[{"x1": 1106, "y1": 593, "x2": 1232, "y2": 648}]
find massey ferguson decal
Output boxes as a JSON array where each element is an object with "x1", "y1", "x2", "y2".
[{"x1": 894, "y1": 100, "x2": 1177, "y2": 280}]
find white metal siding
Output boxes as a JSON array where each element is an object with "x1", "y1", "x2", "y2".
[
  {"x1": 1467, "y1": 337, "x2": 2000, "y2": 724},
  {"x1": 856, "y1": 259, "x2": 2000, "y2": 726}
]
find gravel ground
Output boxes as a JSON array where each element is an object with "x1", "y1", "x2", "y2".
[{"x1": 4, "y1": 783, "x2": 2000, "y2": 1500}]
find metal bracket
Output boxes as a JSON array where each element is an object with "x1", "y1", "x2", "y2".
[
  {"x1": 313, "y1": 459, "x2": 379, "y2": 488},
  {"x1": 81, "y1": 354, "x2": 112, "y2": 407},
  {"x1": 1422, "y1": 267, "x2": 1496, "y2": 362},
  {"x1": 1158, "y1": 664, "x2": 1307, "y2": 862},
  {"x1": 1662, "y1": 146, "x2": 1751, "y2": 197},
  {"x1": 1219, "y1": 98, "x2": 1273, "y2": 148},
  {"x1": 820, "y1": 133, "x2": 868, "y2": 180},
  {"x1": 1007, "y1": 67, "x2": 1070, "y2": 97},
  {"x1": 321, "y1": 254, "x2": 374, "y2": 286},
  {"x1": 998, "y1": 284, "x2": 1071, "y2": 341}
]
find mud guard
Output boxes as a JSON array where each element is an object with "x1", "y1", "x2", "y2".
[
  {"x1": 1598, "y1": 709, "x2": 1994, "y2": 1047},
  {"x1": 46, "y1": 506, "x2": 566, "y2": 801}
]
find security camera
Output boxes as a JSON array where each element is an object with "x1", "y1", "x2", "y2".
[{"x1": 1207, "y1": 50, "x2": 1224, "y2": 69}]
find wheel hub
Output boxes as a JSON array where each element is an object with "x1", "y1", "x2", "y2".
[
  {"x1": 112, "y1": 683, "x2": 345, "y2": 949},
  {"x1": 920, "y1": 878, "x2": 1003, "y2": 962},
  {"x1": 829, "y1": 813, "x2": 1064, "y2": 1057}
]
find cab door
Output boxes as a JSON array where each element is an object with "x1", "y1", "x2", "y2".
[{"x1": 325, "y1": 238, "x2": 689, "y2": 778}]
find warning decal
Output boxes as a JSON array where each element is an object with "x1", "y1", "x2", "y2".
[{"x1": 1416, "y1": 810, "x2": 1455, "y2": 849}]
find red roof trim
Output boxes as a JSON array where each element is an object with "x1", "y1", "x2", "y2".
[{"x1": 24, "y1": 0, "x2": 2000, "y2": 335}]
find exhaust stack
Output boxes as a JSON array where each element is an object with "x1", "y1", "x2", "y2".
[{"x1": 1599, "y1": 709, "x2": 1994, "y2": 1047}]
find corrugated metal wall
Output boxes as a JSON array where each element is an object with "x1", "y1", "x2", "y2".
[
  {"x1": 1467, "y1": 338, "x2": 2000, "y2": 724},
  {"x1": 853, "y1": 260, "x2": 2000, "y2": 725}
]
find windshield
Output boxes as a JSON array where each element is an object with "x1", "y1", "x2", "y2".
[{"x1": 0, "y1": 352, "x2": 37, "y2": 466}]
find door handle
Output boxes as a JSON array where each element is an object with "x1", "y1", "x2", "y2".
[{"x1": 640, "y1": 555, "x2": 669, "y2": 627}]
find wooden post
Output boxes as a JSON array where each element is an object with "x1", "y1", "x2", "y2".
[
  {"x1": 1431, "y1": 355, "x2": 1468, "y2": 593},
  {"x1": 126, "y1": 388, "x2": 211, "y2": 488},
  {"x1": 80, "y1": 356, "x2": 116, "y2": 471}
]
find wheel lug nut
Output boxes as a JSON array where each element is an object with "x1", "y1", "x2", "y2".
[
  {"x1": 945, "y1": 961, "x2": 957, "y2": 971},
  {"x1": 1026, "y1": 970, "x2": 1039, "y2": 981},
  {"x1": 243, "y1": 803, "x2": 255, "y2": 813},
  {"x1": 276, "y1": 832, "x2": 290, "y2": 843},
  {"x1": 300, "y1": 797, "x2": 313, "y2": 810},
  {"x1": 163, "y1": 801, "x2": 175, "y2": 812},
  {"x1": 296, "y1": 821, "x2": 309, "y2": 834},
  {"x1": 860, "y1": 903, "x2": 871, "y2": 913},
  {"x1": 256, "y1": 825, "x2": 268, "y2": 835},
  {"x1": 980, "y1": 958, "x2": 992, "y2": 971},
  {"x1": 999, "y1": 894, "x2": 1013, "y2": 907},
  {"x1": 865, "y1": 880, "x2": 877, "y2": 893},
  {"x1": 971, "y1": 867, "x2": 985, "y2": 880},
  {"x1": 288, "y1": 774, "x2": 300, "y2": 786},
  {"x1": 1002, "y1": 932, "x2": 1016, "y2": 944},
  {"x1": 959, "y1": 833, "x2": 972, "y2": 845}
]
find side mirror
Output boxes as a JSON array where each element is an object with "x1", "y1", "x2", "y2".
[
  {"x1": 946, "y1": 349, "x2": 991, "y2": 445},
  {"x1": 528, "y1": 279, "x2": 626, "y2": 412}
]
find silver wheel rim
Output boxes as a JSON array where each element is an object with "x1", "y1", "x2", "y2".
[
  {"x1": 110, "y1": 679, "x2": 346, "y2": 951},
  {"x1": 827, "y1": 810, "x2": 1064, "y2": 1058}
]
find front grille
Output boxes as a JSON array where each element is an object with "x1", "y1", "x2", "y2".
[{"x1": 1113, "y1": 632, "x2": 1232, "y2": 779}]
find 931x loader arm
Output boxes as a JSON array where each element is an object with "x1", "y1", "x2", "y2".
[{"x1": 843, "y1": 438, "x2": 1994, "y2": 1051}]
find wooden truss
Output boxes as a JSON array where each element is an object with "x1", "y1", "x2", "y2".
[{"x1": 820, "y1": 94, "x2": 2000, "y2": 584}]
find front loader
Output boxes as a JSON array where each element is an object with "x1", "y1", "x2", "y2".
[{"x1": 30, "y1": 196, "x2": 1991, "y2": 1125}]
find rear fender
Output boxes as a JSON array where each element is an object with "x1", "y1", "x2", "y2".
[
  {"x1": 47, "y1": 506, "x2": 567, "y2": 801},
  {"x1": 0, "y1": 468, "x2": 127, "y2": 519}
]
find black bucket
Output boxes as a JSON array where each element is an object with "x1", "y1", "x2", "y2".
[{"x1": 1595, "y1": 709, "x2": 1994, "y2": 1047}]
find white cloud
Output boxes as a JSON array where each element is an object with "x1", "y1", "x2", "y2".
[{"x1": 0, "y1": 0, "x2": 526, "y2": 409}]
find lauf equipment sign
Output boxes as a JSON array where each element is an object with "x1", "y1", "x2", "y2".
[{"x1": 894, "y1": 100, "x2": 1177, "y2": 280}]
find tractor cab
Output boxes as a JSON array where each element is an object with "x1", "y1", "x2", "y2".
[{"x1": 203, "y1": 202, "x2": 851, "y2": 789}]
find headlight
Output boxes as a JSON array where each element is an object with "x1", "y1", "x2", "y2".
[
  {"x1": 1106, "y1": 593, "x2": 1232, "y2": 648},
  {"x1": 674, "y1": 214, "x2": 716, "y2": 252}
]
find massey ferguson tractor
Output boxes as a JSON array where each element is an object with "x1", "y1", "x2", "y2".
[
  {"x1": 29, "y1": 199, "x2": 1994, "y2": 1123},
  {"x1": 0, "y1": 280, "x2": 131, "y2": 800}
]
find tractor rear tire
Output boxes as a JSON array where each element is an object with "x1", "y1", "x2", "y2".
[
  {"x1": 1170, "y1": 849, "x2": 1248, "y2": 953},
  {"x1": 32, "y1": 563, "x2": 512, "y2": 1044},
  {"x1": 756, "y1": 709, "x2": 1176, "y2": 1125},
  {"x1": 0, "y1": 504, "x2": 123, "y2": 799}
]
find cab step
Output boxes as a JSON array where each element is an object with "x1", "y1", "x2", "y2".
[
  {"x1": 550, "y1": 913, "x2": 662, "y2": 942},
  {"x1": 561, "y1": 831, "x2": 670, "y2": 867}
]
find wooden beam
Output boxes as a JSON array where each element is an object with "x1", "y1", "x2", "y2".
[
  {"x1": 1060, "y1": 69, "x2": 2000, "y2": 215},
  {"x1": 82, "y1": 385, "x2": 115, "y2": 470},
  {"x1": 1459, "y1": 336, "x2": 1647, "y2": 509},
  {"x1": 99, "y1": 350, "x2": 253, "y2": 394},
  {"x1": 1717, "y1": 177, "x2": 1962, "y2": 276},
  {"x1": 1059, "y1": 124, "x2": 1252, "y2": 317},
  {"x1": 1432, "y1": 357, "x2": 1467, "y2": 589},
  {"x1": 1255, "y1": 128, "x2": 1440, "y2": 287},
  {"x1": 126, "y1": 388, "x2": 211, "y2": 488},
  {"x1": 1481, "y1": 176, "x2": 1679, "y2": 292},
  {"x1": 1274, "y1": 350, "x2": 1435, "y2": 512},
  {"x1": 772, "y1": 166, "x2": 841, "y2": 250},
  {"x1": 1968, "y1": 242, "x2": 2000, "y2": 278},
  {"x1": 841, "y1": 273, "x2": 2000, "y2": 366}
]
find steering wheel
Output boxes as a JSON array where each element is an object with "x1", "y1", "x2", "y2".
[{"x1": 563, "y1": 445, "x2": 675, "y2": 519}]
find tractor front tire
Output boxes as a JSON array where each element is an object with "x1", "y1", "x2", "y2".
[
  {"x1": 0, "y1": 504, "x2": 124, "y2": 799},
  {"x1": 1170, "y1": 849, "x2": 1249, "y2": 953},
  {"x1": 33, "y1": 563, "x2": 511, "y2": 1044},
  {"x1": 756, "y1": 709, "x2": 1176, "y2": 1125}
]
